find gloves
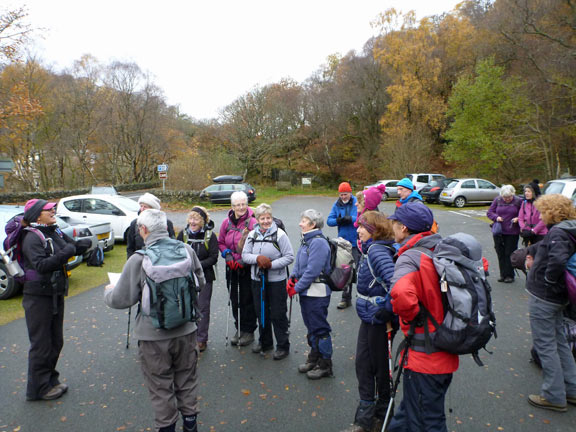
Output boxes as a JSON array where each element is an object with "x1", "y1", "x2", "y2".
[
  {"x1": 221, "y1": 249, "x2": 232, "y2": 259},
  {"x1": 375, "y1": 308, "x2": 395, "y2": 323},
  {"x1": 256, "y1": 255, "x2": 272, "y2": 269},
  {"x1": 227, "y1": 260, "x2": 243, "y2": 270},
  {"x1": 59, "y1": 243, "x2": 77, "y2": 260},
  {"x1": 75, "y1": 238, "x2": 92, "y2": 256},
  {"x1": 286, "y1": 277, "x2": 298, "y2": 298},
  {"x1": 341, "y1": 215, "x2": 352, "y2": 225}
]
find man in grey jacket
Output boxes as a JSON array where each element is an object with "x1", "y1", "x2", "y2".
[{"x1": 104, "y1": 209, "x2": 205, "y2": 432}]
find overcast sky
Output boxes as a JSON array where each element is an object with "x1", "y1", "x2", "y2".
[{"x1": 14, "y1": 0, "x2": 462, "y2": 120}]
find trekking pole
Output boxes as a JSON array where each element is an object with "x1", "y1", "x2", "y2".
[
  {"x1": 126, "y1": 306, "x2": 132, "y2": 349},
  {"x1": 382, "y1": 338, "x2": 410, "y2": 432},
  {"x1": 386, "y1": 322, "x2": 394, "y2": 402},
  {"x1": 260, "y1": 270, "x2": 266, "y2": 329},
  {"x1": 236, "y1": 268, "x2": 241, "y2": 349},
  {"x1": 225, "y1": 266, "x2": 232, "y2": 347}
]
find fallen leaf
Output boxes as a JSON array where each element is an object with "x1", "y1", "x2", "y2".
[{"x1": 241, "y1": 389, "x2": 251, "y2": 396}]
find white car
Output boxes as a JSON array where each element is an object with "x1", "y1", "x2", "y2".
[
  {"x1": 405, "y1": 173, "x2": 447, "y2": 192},
  {"x1": 57, "y1": 194, "x2": 140, "y2": 241},
  {"x1": 543, "y1": 178, "x2": 576, "y2": 204},
  {"x1": 364, "y1": 180, "x2": 400, "y2": 201}
]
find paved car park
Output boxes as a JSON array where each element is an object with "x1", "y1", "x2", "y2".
[{"x1": 1, "y1": 196, "x2": 575, "y2": 431}]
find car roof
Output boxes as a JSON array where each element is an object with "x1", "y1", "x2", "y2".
[{"x1": 59, "y1": 194, "x2": 140, "y2": 210}]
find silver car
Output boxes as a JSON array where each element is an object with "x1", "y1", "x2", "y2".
[
  {"x1": 364, "y1": 180, "x2": 400, "y2": 201},
  {"x1": 439, "y1": 178, "x2": 501, "y2": 208}
]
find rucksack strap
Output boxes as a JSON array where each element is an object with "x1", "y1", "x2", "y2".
[{"x1": 365, "y1": 243, "x2": 395, "y2": 291}]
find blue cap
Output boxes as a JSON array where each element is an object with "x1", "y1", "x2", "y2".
[
  {"x1": 388, "y1": 202, "x2": 434, "y2": 233},
  {"x1": 397, "y1": 178, "x2": 414, "y2": 190}
]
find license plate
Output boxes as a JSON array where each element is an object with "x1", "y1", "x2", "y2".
[
  {"x1": 97, "y1": 232, "x2": 109, "y2": 240},
  {"x1": 441, "y1": 192, "x2": 447, "y2": 197}
]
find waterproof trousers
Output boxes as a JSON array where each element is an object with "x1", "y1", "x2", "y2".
[
  {"x1": 196, "y1": 281, "x2": 212, "y2": 344},
  {"x1": 493, "y1": 234, "x2": 519, "y2": 279},
  {"x1": 251, "y1": 279, "x2": 290, "y2": 350},
  {"x1": 300, "y1": 295, "x2": 332, "y2": 358}
]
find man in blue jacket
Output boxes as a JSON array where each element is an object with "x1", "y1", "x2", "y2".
[{"x1": 327, "y1": 182, "x2": 359, "y2": 309}]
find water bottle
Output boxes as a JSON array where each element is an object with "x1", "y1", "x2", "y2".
[{"x1": 1, "y1": 250, "x2": 24, "y2": 278}]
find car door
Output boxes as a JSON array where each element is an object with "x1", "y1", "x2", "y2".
[
  {"x1": 385, "y1": 181, "x2": 398, "y2": 198},
  {"x1": 81, "y1": 198, "x2": 126, "y2": 237},
  {"x1": 459, "y1": 180, "x2": 478, "y2": 202},
  {"x1": 476, "y1": 179, "x2": 499, "y2": 203}
]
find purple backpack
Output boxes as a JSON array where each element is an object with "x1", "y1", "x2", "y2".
[{"x1": 3, "y1": 215, "x2": 49, "y2": 283}]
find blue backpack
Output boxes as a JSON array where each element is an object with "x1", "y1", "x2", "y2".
[{"x1": 86, "y1": 244, "x2": 104, "y2": 267}]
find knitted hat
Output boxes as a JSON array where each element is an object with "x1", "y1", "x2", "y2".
[
  {"x1": 388, "y1": 201, "x2": 433, "y2": 233},
  {"x1": 338, "y1": 182, "x2": 352, "y2": 193},
  {"x1": 363, "y1": 184, "x2": 386, "y2": 210},
  {"x1": 396, "y1": 177, "x2": 414, "y2": 190},
  {"x1": 23, "y1": 199, "x2": 57, "y2": 223},
  {"x1": 138, "y1": 193, "x2": 161, "y2": 210}
]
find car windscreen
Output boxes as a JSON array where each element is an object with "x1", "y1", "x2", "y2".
[
  {"x1": 544, "y1": 182, "x2": 565, "y2": 195},
  {"x1": 114, "y1": 196, "x2": 141, "y2": 212}
]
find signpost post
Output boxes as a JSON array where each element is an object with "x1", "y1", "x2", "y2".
[{"x1": 157, "y1": 164, "x2": 168, "y2": 191}]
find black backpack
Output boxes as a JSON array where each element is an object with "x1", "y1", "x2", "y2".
[{"x1": 86, "y1": 245, "x2": 104, "y2": 267}]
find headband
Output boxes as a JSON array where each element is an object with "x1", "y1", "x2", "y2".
[
  {"x1": 191, "y1": 207, "x2": 208, "y2": 224},
  {"x1": 358, "y1": 216, "x2": 376, "y2": 234}
]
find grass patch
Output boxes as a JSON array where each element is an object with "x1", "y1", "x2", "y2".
[{"x1": 0, "y1": 244, "x2": 128, "y2": 326}]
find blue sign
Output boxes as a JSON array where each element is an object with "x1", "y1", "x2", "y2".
[{"x1": 157, "y1": 164, "x2": 168, "y2": 172}]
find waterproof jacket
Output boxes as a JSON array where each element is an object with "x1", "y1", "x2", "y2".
[
  {"x1": 218, "y1": 208, "x2": 257, "y2": 262},
  {"x1": 176, "y1": 220, "x2": 218, "y2": 282},
  {"x1": 104, "y1": 230, "x2": 206, "y2": 341},
  {"x1": 487, "y1": 196, "x2": 522, "y2": 235},
  {"x1": 21, "y1": 224, "x2": 90, "y2": 297},
  {"x1": 518, "y1": 200, "x2": 547, "y2": 236},
  {"x1": 242, "y1": 222, "x2": 294, "y2": 282},
  {"x1": 291, "y1": 229, "x2": 332, "y2": 297},
  {"x1": 395, "y1": 191, "x2": 423, "y2": 208},
  {"x1": 526, "y1": 220, "x2": 576, "y2": 305},
  {"x1": 127, "y1": 217, "x2": 175, "y2": 258},
  {"x1": 356, "y1": 240, "x2": 396, "y2": 324},
  {"x1": 390, "y1": 232, "x2": 459, "y2": 374},
  {"x1": 327, "y1": 197, "x2": 358, "y2": 245}
]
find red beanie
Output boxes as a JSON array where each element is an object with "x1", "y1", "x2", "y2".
[{"x1": 338, "y1": 182, "x2": 352, "y2": 193}]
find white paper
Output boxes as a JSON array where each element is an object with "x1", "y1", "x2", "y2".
[{"x1": 108, "y1": 272, "x2": 122, "y2": 286}]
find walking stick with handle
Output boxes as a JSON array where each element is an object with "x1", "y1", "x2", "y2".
[
  {"x1": 382, "y1": 337, "x2": 410, "y2": 432},
  {"x1": 260, "y1": 271, "x2": 266, "y2": 328},
  {"x1": 126, "y1": 306, "x2": 131, "y2": 349}
]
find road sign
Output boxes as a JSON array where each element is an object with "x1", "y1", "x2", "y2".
[
  {"x1": 159, "y1": 172, "x2": 167, "y2": 179},
  {"x1": 157, "y1": 164, "x2": 168, "y2": 172}
]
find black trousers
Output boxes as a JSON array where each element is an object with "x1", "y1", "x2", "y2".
[
  {"x1": 493, "y1": 234, "x2": 519, "y2": 279},
  {"x1": 355, "y1": 321, "x2": 393, "y2": 418},
  {"x1": 342, "y1": 246, "x2": 361, "y2": 302},
  {"x1": 227, "y1": 267, "x2": 257, "y2": 333},
  {"x1": 23, "y1": 294, "x2": 65, "y2": 400},
  {"x1": 251, "y1": 278, "x2": 290, "y2": 350}
]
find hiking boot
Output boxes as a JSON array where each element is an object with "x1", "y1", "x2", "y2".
[
  {"x1": 252, "y1": 343, "x2": 262, "y2": 353},
  {"x1": 259, "y1": 346, "x2": 273, "y2": 357},
  {"x1": 341, "y1": 425, "x2": 368, "y2": 432},
  {"x1": 198, "y1": 342, "x2": 207, "y2": 352},
  {"x1": 230, "y1": 331, "x2": 239, "y2": 346},
  {"x1": 238, "y1": 332, "x2": 254, "y2": 346},
  {"x1": 567, "y1": 395, "x2": 576, "y2": 405},
  {"x1": 273, "y1": 349, "x2": 289, "y2": 360},
  {"x1": 159, "y1": 423, "x2": 176, "y2": 432},
  {"x1": 337, "y1": 300, "x2": 351, "y2": 309},
  {"x1": 371, "y1": 418, "x2": 384, "y2": 432},
  {"x1": 528, "y1": 394, "x2": 567, "y2": 412},
  {"x1": 298, "y1": 351, "x2": 320, "y2": 373},
  {"x1": 40, "y1": 386, "x2": 65, "y2": 401},
  {"x1": 307, "y1": 358, "x2": 333, "y2": 380},
  {"x1": 503, "y1": 277, "x2": 514, "y2": 283},
  {"x1": 55, "y1": 383, "x2": 68, "y2": 394},
  {"x1": 182, "y1": 414, "x2": 197, "y2": 432}
]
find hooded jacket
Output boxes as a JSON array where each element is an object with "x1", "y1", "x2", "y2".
[
  {"x1": 356, "y1": 240, "x2": 396, "y2": 324},
  {"x1": 127, "y1": 217, "x2": 176, "y2": 258},
  {"x1": 390, "y1": 232, "x2": 459, "y2": 374},
  {"x1": 176, "y1": 220, "x2": 218, "y2": 282},
  {"x1": 518, "y1": 200, "x2": 547, "y2": 236},
  {"x1": 242, "y1": 222, "x2": 295, "y2": 282},
  {"x1": 526, "y1": 219, "x2": 576, "y2": 305},
  {"x1": 104, "y1": 229, "x2": 206, "y2": 341},
  {"x1": 327, "y1": 196, "x2": 358, "y2": 245},
  {"x1": 218, "y1": 208, "x2": 257, "y2": 261},
  {"x1": 291, "y1": 229, "x2": 332, "y2": 297}
]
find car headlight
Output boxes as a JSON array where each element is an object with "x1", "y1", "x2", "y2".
[{"x1": 74, "y1": 227, "x2": 92, "y2": 238}]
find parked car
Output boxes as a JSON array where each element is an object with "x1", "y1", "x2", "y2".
[
  {"x1": 364, "y1": 180, "x2": 400, "y2": 201},
  {"x1": 200, "y1": 182, "x2": 256, "y2": 204},
  {"x1": 439, "y1": 178, "x2": 501, "y2": 208},
  {"x1": 405, "y1": 173, "x2": 446, "y2": 192},
  {"x1": 420, "y1": 178, "x2": 458, "y2": 204},
  {"x1": 57, "y1": 215, "x2": 114, "y2": 256},
  {"x1": 543, "y1": 178, "x2": 576, "y2": 204},
  {"x1": 0, "y1": 206, "x2": 97, "y2": 300},
  {"x1": 90, "y1": 185, "x2": 118, "y2": 195},
  {"x1": 57, "y1": 194, "x2": 140, "y2": 241}
]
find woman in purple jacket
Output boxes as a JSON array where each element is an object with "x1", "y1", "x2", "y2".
[
  {"x1": 487, "y1": 185, "x2": 522, "y2": 283},
  {"x1": 519, "y1": 184, "x2": 548, "y2": 247}
]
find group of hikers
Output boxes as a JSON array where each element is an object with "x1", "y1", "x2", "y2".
[{"x1": 12, "y1": 175, "x2": 576, "y2": 432}]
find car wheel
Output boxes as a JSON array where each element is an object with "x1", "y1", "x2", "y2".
[
  {"x1": 382, "y1": 193, "x2": 389, "y2": 201},
  {"x1": 454, "y1": 196, "x2": 467, "y2": 208},
  {"x1": 0, "y1": 263, "x2": 21, "y2": 300}
]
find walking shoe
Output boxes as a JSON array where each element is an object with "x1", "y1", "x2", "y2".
[
  {"x1": 55, "y1": 383, "x2": 68, "y2": 394},
  {"x1": 230, "y1": 331, "x2": 239, "y2": 346},
  {"x1": 307, "y1": 358, "x2": 333, "y2": 380},
  {"x1": 371, "y1": 418, "x2": 384, "y2": 432},
  {"x1": 40, "y1": 386, "x2": 65, "y2": 401},
  {"x1": 503, "y1": 277, "x2": 514, "y2": 283},
  {"x1": 528, "y1": 394, "x2": 567, "y2": 412},
  {"x1": 197, "y1": 342, "x2": 207, "y2": 352},
  {"x1": 337, "y1": 300, "x2": 351, "y2": 309},
  {"x1": 252, "y1": 343, "x2": 262, "y2": 353},
  {"x1": 567, "y1": 395, "x2": 576, "y2": 405},
  {"x1": 238, "y1": 332, "x2": 254, "y2": 346},
  {"x1": 259, "y1": 345, "x2": 273, "y2": 357},
  {"x1": 497, "y1": 277, "x2": 505, "y2": 282},
  {"x1": 298, "y1": 351, "x2": 320, "y2": 373},
  {"x1": 182, "y1": 414, "x2": 197, "y2": 432},
  {"x1": 158, "y1": 423, "x2": 176, "y2": 432},
  {"x1": 341, "y1": 425, "x2": 368, "y2": 432},
  {"x1": 273, "y1": 349, "x2": 289, "y2": 360}
]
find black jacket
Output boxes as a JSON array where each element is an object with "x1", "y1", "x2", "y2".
[
  {"x1": 126, "y1": 218, "x2": 175, "y2": 258},
  {"x1": 527, "y1": 220, "x2": 576, "y2": 304},
  {"x1": 21, "y1": 225, "x2": 91, "y2": 296},
  {"x1": 176, "y1": 220, "x2": 218, "y2": 282}
]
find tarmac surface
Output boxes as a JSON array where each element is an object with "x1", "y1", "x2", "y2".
[{"x1": 1, "y1": 195, "x2": 575, "y2": 431}]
